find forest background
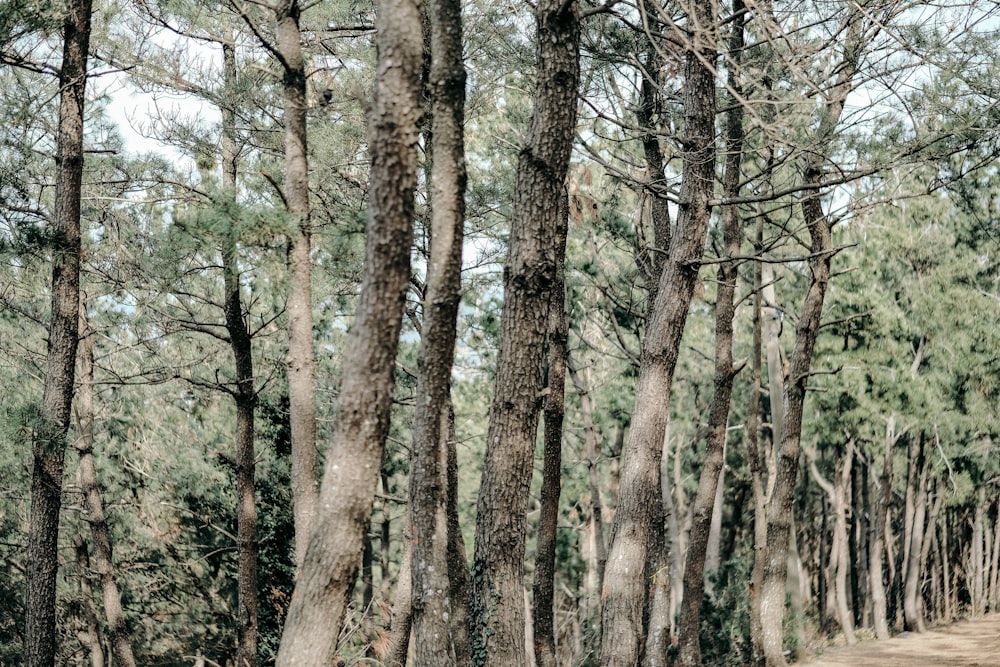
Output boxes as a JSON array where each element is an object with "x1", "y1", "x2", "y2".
[{"x1": 2, "y1": 0, "x2": 1000, "y2": 665}]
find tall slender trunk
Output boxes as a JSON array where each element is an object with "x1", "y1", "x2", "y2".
[
  {"x1": 600, "y1": 5, "x2": 717, "y2": 663},
  {"x1": 274, "y1": 0, "x2": 319, "y2": 571},
  {"x1": 870, "y1": 416, "x2": 898, "y2": 639},
  {"x1": 819, "y1": 441, "x2": 857, "y2": 644},
  {"x1": 409, "y1": 0, "x2": 468, "y2": 658},
  {"x1": 533, "y1": 198, "x2": 569, "y2": 667},
  {"x1": 754, "y1": 6, "x2": 864, "y2": 662},
  {"x1": 676, "y1": 6, "x2": 745, "y2": 662},
  {"x1": 748, "y1": 216, "x2": 768, "y2": 665},
  {"x1": 989, "y1": 499, "x2": 1000, "y2": 611},
  {"x1": 903, "y1": 434, "x2": 927, "y2": 631},
  {"x1": 25, "y1": 0, "x2": 92, "y2": 663},
  {"x1": 74, "y1": 537, "x2": 105, "y2": 667},
  {"x1": 567, "y1": 355, "x2": 608, "y2": 626},
  {"x1": 445, "y1": 405, "x2": 472, "y2": 665},
  {"x1": 219, "y1": 40, "x2": 259, "y2": 667},
  {"x1": 275, "y1": 0, "x2": 422, "y2": 659},
  {"x1": 75, "y1": 306, "x2": 137, "y2": 667},
  {"x1": 469, "y1": 1, "x2": 579, "y2": 664},
  {"x1": 384, "y1": 527, "x2": 413, "y2": 667}
]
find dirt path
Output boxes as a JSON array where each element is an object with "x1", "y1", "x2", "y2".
[{"x1": 799, "y1": 614, "x2": 1000, "y2": 666}]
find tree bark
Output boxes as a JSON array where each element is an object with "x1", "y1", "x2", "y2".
[
  {"x1": 385, "y1": 528, "x2": 414, "y2": 667},
  {"x1": 676, "y1": 5, "x2": 745, "y2": 662},
  {"x1": 25, "y1": 0, "x2": 92, "y2": 663},
  {"x1": 219, "y1": 40, "x2": 259, "y2": 667},
  {"x1": 275, "y1": 0, "x2": 422, "y2": 659},
  {"x1": 903, "y1": 434, "x2": 927, "y2": 631},
  {"x1": 567, "y1": 354, "x2": 608, "y2": 627},
  {"x1": 74, "y1": 537, "x2": 105, "y2": 667},
  {"x1": 469, "y1": 1, "x2": 579, "y2": 664},
  {"x1": 755, "y1": 6, "x2": 864, "y2": 662},
  {"x1": 410, "y1": 0, "x2": 468, "y2": 658},
  {"x1": 533, "y1": 198, "x2": 569, "y2": 667},
  {"x1": 600, "y1": 5, "x2": 717, "y2": 664},
  {"x1": 274, "y1": 0, "x2": 319, "y2": 572},
  {"x1": 870, "y1": 416, "x2": 899, "y2": 640},
  {"x1": 809, "y1": 441, "x2": 857, "y2": 645},
  {"x1": 75, "y1": 305, "x2": 137, "y2": 667}
]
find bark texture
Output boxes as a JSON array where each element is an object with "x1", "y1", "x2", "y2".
[
  {"x1": 25, "y1": 0, "x2": 92, "y2": 663},
  {"x1": 533, "y1": 197, "x2": 569, "y2": 667},
  {"x1": 275, "y1": 0, "x2": 319, "y2": 571},
  {"x1": 275, "y1": 0, "x2": 422, "y2": 660},
  {"x1": 754, "y1": 7, "x2": 863, "y2": 663},
  {"x1": 75, "y1": 307, "x2": 137, "y2": 667},
  {"x1": 469, "y1": 1, "x2": 579, "y2": 664},
  {"x1": 869, "y1": 417, "x2": 897, "y2": 639},
  {"x1": 676, "y1": 6, "x2": 745, "y2": 662},
  {"x1": 220, "y1": 41, "x2": 259, "y2": 667},
  {"x1": 410, "y1": 0, "x2": 468, "y2": 659},
  {"x1": 599, "y1": 4, "x2": 717, "y2": 664}
]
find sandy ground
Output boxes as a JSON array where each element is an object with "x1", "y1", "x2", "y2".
[{"x1": 798, "y1": 614, "x2": 1000, "y2": 666}]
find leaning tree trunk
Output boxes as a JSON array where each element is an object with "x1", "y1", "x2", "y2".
[
  {"x1": 676, "y1": 5, "x2": 745, "y2": 663},
  {"x1": 25, "y1": 0, "x2": 92, "y2": 664},
  {"x1": 409, "y1": 0, "x2": 468, "y2": 658},
  {"x1": 274, "y1": 0, "x2": 319, "y2": 571},
  {"x1": 599, "y1": 5, "x2": 717, "y2": 665},
  {"x1": 469, "y1": 1, "x2": 579, "y2": 665},
  {"x1": 275, "y1": 0, "x2": 422, "y2": 660},
  {"x1": 754, "y1": 7, "x2": 864, "y2": 664},
  {"x1": 533, "y1": 196, "x2": 569, "y2": 667},
  {"x1": 219, "y1": 40, "x2": 259, "y2": 667},
  {"x1": 75, "y1": 306, "x2": 138, "y2": 667}
]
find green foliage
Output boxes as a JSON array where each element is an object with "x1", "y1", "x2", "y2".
[{"x1": 697, "y1": 557, "x2": 753, "y2": 667}]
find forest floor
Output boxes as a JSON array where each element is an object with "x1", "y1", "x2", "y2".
[{"x1": 799, "y1": 613, "x2": 1000, "y2": 666}]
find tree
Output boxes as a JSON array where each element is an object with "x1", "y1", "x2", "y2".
[
  {"x1": 469, "y1": 0, "x2": 579, "y2": 663},
  {"x1": 25, "y1": 0, "x2": 93, "y2": 663},
  {"x1": 599, "y1": 0, "x2": 717, "y2": 663},
  {"x1": 272, "y1": 0, "x2": 319, "y2": 570},
  {"x1": 408, "y1": 0, "x2": 470, "y2": 659},
  {"x1": 75, "y1": 304, "x2": 138, "y2": 667},
  {"x1": 275, "y1": 0, "x2": 423, "y2": 659},
  {"x1": 676, "y1": 2, "x2": 746, "y2": 663}
]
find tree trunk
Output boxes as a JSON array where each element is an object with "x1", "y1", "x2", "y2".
[
  {"x1": 600, "y1": 5, "x2": 717, "y2": 664},
  {"x1": 754, "y1": 6, "x2": 864, "y2": 662},
  {"x1": 567, "y1": 353, "x2": 608, "y2": 634},
  {"x1": 25, "y1": 0, "x2": 92, "y2": 663},
  {"x1": 869, "y1": 416, "x2": 898, "y2": 640},
  {"x1": 219, "y1": 40, "x2": 259, "y2": 667},
  {"x1": 274, "y1": 0, "x2": 319, "y2": 572},
  {"x1": 75, "y1": 306, "x2": 138, "y2": 667},
  {"x1": 748, "y1": 216, "x2": 768, "y2": 666},
  {"x1": 809, "y1": 443, "x2": 856, "y2": 644},
  {"x1": 469, "y1": 1, "x2": 579, "y2": 664},
  {"x1": 533, "y1": 197, "x2": 569, "y2": 667},
  {"x1": 989, "y1": 499, "x2": 1000, "y2": 611},
  {"x1": 676, "y1": 6, "x2": 745, "y2": 662},
  {"x1": 385, "y1": 530, "x2": 414, "y2": 667},
  {"x1": 645, "y1": 429, "x2": 676, "y2": 667},
  {"x1": 74, "y1": 537, "x2": 105, "y2": 667},
  {"x1": 275, "y1": 0, "x2": 422, "y2": 660},
  {"x1": 903, "y1": 434, "x2": 927, "y2": 631},
  {"x1": 409, "y1": 0, "x2": 467, "y2": 658},
  {"x1": 851, "y1": 455, "x2": 868, "y2": 628},
  {"x1": 445, "y1": 405, "x2": 472, "y2": 665}
]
